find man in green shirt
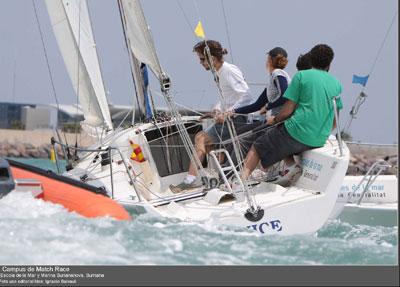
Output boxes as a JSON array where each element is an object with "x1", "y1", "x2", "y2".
[{"x1": 240, "y1": 44, "x2": 343, "y2": 184}]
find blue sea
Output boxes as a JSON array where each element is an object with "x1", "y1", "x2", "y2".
[{"x1": 0, "y1": 158, "x2": 397, "y2": 265}]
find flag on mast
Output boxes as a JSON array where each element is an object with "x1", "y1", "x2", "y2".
[
  {"x1": 194, "y1": 21, "x2": 205, "y2": 38},
  {"x1": 352, "y1": 74, "x2": 369, "y2": 87}
]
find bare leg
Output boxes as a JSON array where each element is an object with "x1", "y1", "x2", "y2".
[
  {"x1": 188, "y1": 131, "x2": 212, "y2": 177},
  {"x1": 241, "y1": 146, "x2": 261, "y2": 180}
]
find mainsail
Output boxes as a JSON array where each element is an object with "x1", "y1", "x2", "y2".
[
  {"x1": 45, "y1": 0, "x2": 113, "y2": 131},
  {"x1": 118, "y1": 0, "x2": 164, "y2": 81}
]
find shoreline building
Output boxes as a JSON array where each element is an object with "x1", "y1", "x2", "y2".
[
  {"x1": 0, "y1": 101, "x2": 203, "y2": 131},
  {"x1": 0, "y1": 102, "x2": 83, "y2": 130}
]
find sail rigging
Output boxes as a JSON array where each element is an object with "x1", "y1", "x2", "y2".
[
  {"x1": 44, "y1": 0, "x2": 113, "y2": 131},
  {"x1": 118, "y1": 0, "x2": 206, "y2": 176}
]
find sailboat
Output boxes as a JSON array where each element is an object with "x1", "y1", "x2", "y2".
[
  {"x1": 11, "y1": 0, "x2": 350, "y2": 236},
  {"x1": 330, "y1": 158, "x2": 397, "y2": 226}
]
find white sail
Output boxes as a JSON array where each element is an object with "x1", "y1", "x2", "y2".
[
  {"x1": 45, "y1": 0, "x2": 113, "y2": 130},
  {"x1": 119, "y1": 0, "x2": 164, "y2": 81}
]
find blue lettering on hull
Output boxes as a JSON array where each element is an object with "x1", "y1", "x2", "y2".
[{"x1": 247, "y1": 220, "x2": 283, "y2": 234}]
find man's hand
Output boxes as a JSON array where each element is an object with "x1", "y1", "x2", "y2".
[
  {"x1": 214, "y1": 112, "x2": 225, "y2": 124},
  {"x1": 259, "y1": 106, "x2": 267, "y2": 115},
  {"x1": 266, "y1": 116, "x2": 276, "y2": 126},
  {"x1": 224, "y1": 109, "x2": 235, "y2": 119}
]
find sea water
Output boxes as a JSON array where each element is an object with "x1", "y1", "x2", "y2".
[{"x1": 0, "y1": 159, "x2": 397, "y2": 265}]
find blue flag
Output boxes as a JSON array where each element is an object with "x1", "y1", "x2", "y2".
[
  {"x1": 140, "y1": 64, "x2": 153, "y2": 119},
  {"x1": 352, "y1": 74, "x2": 369, "y2": 87}
]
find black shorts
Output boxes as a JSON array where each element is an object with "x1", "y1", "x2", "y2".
[
  {"x1": 224, "y1": 121, "x2": 264, "y2": 165},
  {"x1": 205, "y1": 115, "x2": 248, "y2": 143},
  {"x1": 253, "y1": 123, "x2": 312, "y2": 168}
]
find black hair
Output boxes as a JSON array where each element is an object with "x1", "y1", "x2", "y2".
[
  {"x1": 296, "y1": 52, "x2": 312, "y2": 71},
  {"x1": 310, "y1": 44, "x2": 334, "y2": 70},
  {"x1": 268, "y1": 47, "x2": 288, "y2": 58}
]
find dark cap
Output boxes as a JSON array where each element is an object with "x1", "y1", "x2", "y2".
[{"x1": 268, "y1": 47, "x2": 288, "y2": 58}]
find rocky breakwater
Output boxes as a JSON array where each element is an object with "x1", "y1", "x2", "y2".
[
  {"x1": 0, "y1": 141, "x2": 65, "y2": 159},
  {"x1": 347, "y1": 154, "x2": 397, "y2": 176},
  {"x1": 0, "y1": 129, "x2": 96, "y2": 160},
  {"x1": 346, "y1": 142, "x2": 397, "y2": 176}
]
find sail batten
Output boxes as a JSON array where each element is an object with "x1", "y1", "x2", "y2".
[{"x1": 45, "y1": 0, "x2": 113, "y2": 131}]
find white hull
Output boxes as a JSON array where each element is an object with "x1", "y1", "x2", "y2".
[
  {"x1": 330, "y1": 175, "x2": 398, "y2": 226},
  {"x1": 63, "y1": 118, "x2": 350, "y2": 235}
]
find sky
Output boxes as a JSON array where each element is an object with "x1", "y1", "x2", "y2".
[{"x1": 0, "y1": 0, "x2": 398, "y2": 144}]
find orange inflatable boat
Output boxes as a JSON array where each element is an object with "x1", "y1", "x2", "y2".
[{"x1": 8, "y1": 159, "x2": 131, "y2": 221}]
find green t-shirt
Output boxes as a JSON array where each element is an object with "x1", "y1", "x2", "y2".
[{"x1": 283, "y1": 69, "x2": 343, "y2": 147}]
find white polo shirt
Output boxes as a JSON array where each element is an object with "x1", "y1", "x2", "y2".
[{"x1": 213, "y1": 62, "x2": 252, "y2": 112}]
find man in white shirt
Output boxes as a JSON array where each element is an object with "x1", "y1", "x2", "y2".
[{"x1": 170, "y1": 40, "x2": 252, "y2": 193}]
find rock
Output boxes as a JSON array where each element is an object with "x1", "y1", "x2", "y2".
[
  {"x1": 42, "y1": 144, "x2": 52, "y2": 155},
  {"x1": 37, "y1": 147, "x2": 49, "y2": 158},
  {"x1": 346, "y1": 165, "x2": 360, "y2": 175},
  {"x1": 7, "y1": 149, "x2": 20, "y2": 157},
  {"x1": 3, "y1": 143, "x2": 12, "y2": 151},
  {"x1": 25, "y1": 143, "x2": 35, "y2": 150},
  {"x1": 0, "y1": 150, "x2": 7, "y2": 157},
  {"x1": 27, "y1": 149, "x2": 40, "y2": 158}
]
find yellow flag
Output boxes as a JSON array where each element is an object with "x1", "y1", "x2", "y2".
[
  {"x1": 50, "y1": 147, "x2": 56, "y2": 163},
  {"x1": 194, "y1": 21, "x2": 205, "y2": 38}
]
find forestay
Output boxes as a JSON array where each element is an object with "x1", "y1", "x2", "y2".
[{"x1": 45, "y1": 0, "x2": 113, "y2": 130}]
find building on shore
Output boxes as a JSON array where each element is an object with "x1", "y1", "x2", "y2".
[
  {"x1": 0, "y1": 102, "x2": 84, "y2": 131},
  {"x1": 0, "y1": 102, "x2": 35, "y2": 129},
  {"x1": 1, "y1": 101, "x2": 204, "y2": 131}
]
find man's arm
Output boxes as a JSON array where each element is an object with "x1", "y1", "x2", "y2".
[{"x1": 273, "y1": 99, "x2": 297, "y2": 123}]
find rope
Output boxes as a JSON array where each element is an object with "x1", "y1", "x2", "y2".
[
  {"x1": 162, "y1": 92, "x2": 207, "y2": 177},
  {"x1": 364, "y1": 10, "x2": 398, "y2": 92},
  {"x1": 74, "y1": 0, "x2": 82, "y2": 146},
  {"x1": 150, "y1": 120, "x2": 174, "y2": 173},
  {"x1": 175, "y1": 0, "x2": 212, "y2": 108},
  {"x1": 150, "y1": 88, "x2": 205, "y2": 116},
  {"x1": 116, "y1": 108, "x2": 134, "y2": 130},
  {"x1": 220, "y1": 0, "x2": 234, "y2": 63},
  {"x1": 176, "y1": 0, "x2": 196, "y2": 39},
  {"x1": 343, "y1": 10, "x2": 398, "y2": 135},
  {"x1": 32, "y1": 1, "x2": 61, "y2": 115},
  {"x1": 193, "y1": 0, "x2": 202, "y2": 24},
  {"x1": 31, "y1": 0, "x2": 69, "y2": 148},
  {"x1": 147, "y1": 122, "x2": 203, "y2": 144}
]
